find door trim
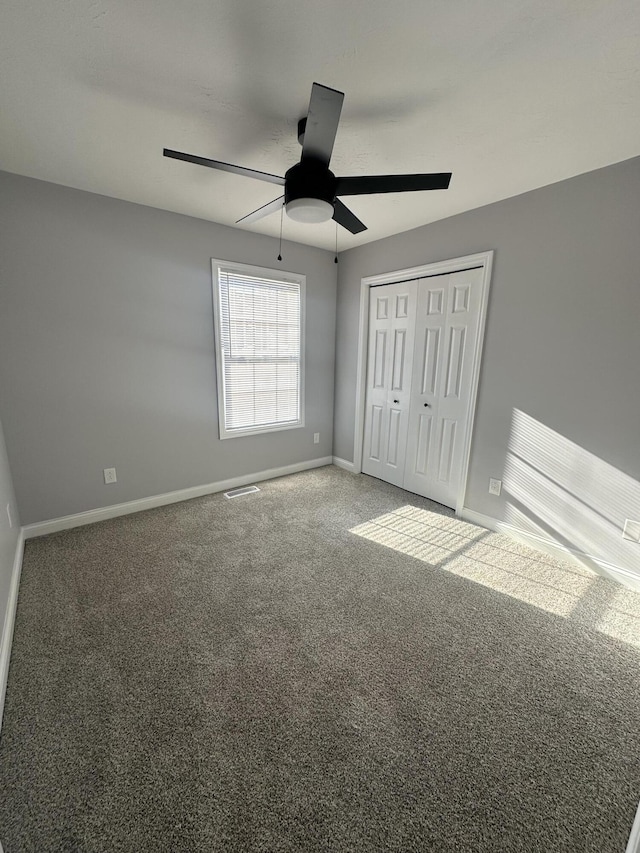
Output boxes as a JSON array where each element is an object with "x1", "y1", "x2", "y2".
[{"x1": 353, "y1": 251, "x2": 494, "y2": 515}]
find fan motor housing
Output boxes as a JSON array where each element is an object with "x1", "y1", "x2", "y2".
[{"x1": 284, "y1": 161, "x2": 337, "y2": 206}]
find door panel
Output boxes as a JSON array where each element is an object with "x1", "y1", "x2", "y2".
[
  {"x1": 445, "y1": 326, "x2": 466, "y2": 399},
  {"x1": 376, "y1": 296, "x2": 389, "y2": 319},
  {"x1": 362, "y1": 281, "x2": 418, "y2": 488},
  {"x1": 421, "y1": 327, "x2": 440, "y2": 395},
  {"x1": 414, "y1": 413, "x2": 432, "y2": 475},
  {"x1": 453, "y1": 283, "x2": 470, "y2": 313},
  {"x1": 396, "y1": 293, "x2": 409, "y2": 318},
  {"x1": 373, "y1": 330, "x2": 387, "y2": 388},
  {"x1": 391, "y1": 329, "x2": 408, "y2": 390},
  {"x1": 387, "y1": 407, "x2": 402, "y2": 467},
  {"x1": 369, "y1": 404, "x2": 383, "y2": 461},
  {"x1": 437, "y1": 418, "x2": 457, "y2": 482},
  {"x1": 404, "y1": 267, "x2": 484, "y2": 508},
  {"x1": 427, "y1": 288, "x2": 444, "y2": 315}
]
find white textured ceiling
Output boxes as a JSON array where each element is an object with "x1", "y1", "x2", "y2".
[{"x1": 1, "y1": 0, "x2": 639, "y2": 251}]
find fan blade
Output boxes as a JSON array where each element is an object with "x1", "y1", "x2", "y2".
[
  {"x1": 163, "y1": 149, "x2": 285, "y2": 186},
  {"x1": 333, "y1": 199, "x2": 367, "y2": 234},
  {"x1": 301, "y1": 83, "x2": 344, "y2": 167},
  {"x1": 236, "y1": 196, "x2": 284, "y2": 225},
  {"x1": 335, "y1": 173, "x2": 452, "y2": 195}
]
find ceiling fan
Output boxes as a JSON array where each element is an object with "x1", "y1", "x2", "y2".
[{"x1": 164, "y1": 83, "x2": 452, "y2": 234}]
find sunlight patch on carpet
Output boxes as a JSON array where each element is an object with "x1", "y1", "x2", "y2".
[
  {"x1": 350, "y1": 506, "x2": 640, "y2": 645},
  {"x1": 350, "y1": 505, "x2": 589, "y2": 617}
]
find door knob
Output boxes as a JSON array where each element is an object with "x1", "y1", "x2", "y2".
[
  {"x1": 424, "y1": 402, "x2": 430, "y2": 407},
  {"x1": 393, "y1": 399, "x2": 399, "y2": 404}
]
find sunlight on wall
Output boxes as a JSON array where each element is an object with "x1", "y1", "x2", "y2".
[
  {"x1": 505, "y1": 410, "x2": 640, "y2": 578},
  {"x1": 350, "y1": 504, "x2": 640, "y2": 649},
  {"x1": 504, "y1": 410, "x2": 640, "y2": 644}
]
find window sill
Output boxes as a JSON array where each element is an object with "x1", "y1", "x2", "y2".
[{"x1": 219, "y1": 421, "x2": 304, "y2": 440}]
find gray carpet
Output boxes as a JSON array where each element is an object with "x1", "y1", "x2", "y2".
[{"x1": 1, "y1": 466, "x2": 639, "y2": 852}]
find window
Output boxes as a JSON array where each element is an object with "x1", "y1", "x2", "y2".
[{"x1": 212, "y1": 260, "x2": 305, "y2": 439}]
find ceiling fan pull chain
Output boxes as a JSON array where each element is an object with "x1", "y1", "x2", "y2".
[
  {"x1": 277, "y1": 201, "x2": 284, "y2": 262},
  {"x1": 334, "y1": 222, "x2": 338, "y2": 264}
]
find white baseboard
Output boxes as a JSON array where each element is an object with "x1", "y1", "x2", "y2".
[
  {"x1": 459, "y1": 507, "x2": 640, "y2": 591},
  {"x1": 23, "y1": 457, "x2": 333, "y2": 539},
  {"x1": 332, "y1": 456, "x2": 356, "y2": 473},
  {"x1": 0, "y1": 530, "x2": 24, "y2": 732},
  {"x1": 627, "y1": 800, "x2": 640, "y2": 853}
]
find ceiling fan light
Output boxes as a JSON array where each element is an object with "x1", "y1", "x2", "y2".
[{"x1": 286, "y1": 197, "x2": 333, "y2": 223}]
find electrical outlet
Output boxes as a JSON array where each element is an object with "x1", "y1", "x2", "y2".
[
  {"x1": 488, "y1": 478, "x2": 502, "y2": 496},
  {"x1": 622, "y1": 519, "x2": 640, "y2": 543},
  {"x1": 313, "y1": 432, "x2": 320, "y2": 444},
  {"x1": 103, "y1": 467, "x2": 117, "y2": 484},
  {"x1": 6, "y1": 503, "x2": 12, "y2": 529}
]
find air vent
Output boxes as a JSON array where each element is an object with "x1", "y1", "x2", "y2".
[{"x1": 223, "y1": 485, "x2": 260, "y2": 499}]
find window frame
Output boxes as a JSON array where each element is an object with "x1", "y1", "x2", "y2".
[{"x1": 211, "y1": 258, "x2": 306, "y2": 440}]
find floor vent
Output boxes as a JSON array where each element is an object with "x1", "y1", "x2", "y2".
[{"x1": 223, "y1": 485, "x2": 260, "y2": 499}]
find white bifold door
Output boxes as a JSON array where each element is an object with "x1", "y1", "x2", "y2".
[
  {"x1": 362, "y1": 267, "x2": 484, "y2": 510},
  {"x1": 361, "y1": 280, "x2": 418, "y2": 487}
]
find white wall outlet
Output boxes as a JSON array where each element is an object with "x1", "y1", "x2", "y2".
[
  {"x1": 313, "y1": 432, "x2": 320, "y2": 444},
  {"x1": 622, "y1": 519, "x2": 640, "y2": 543},
  {"x1": 103, "y1": 467, "x2": 117, "y2": 484},
  {"x1": 488, "y1": 478, "x2": 502, "y2": 496},
  {"x1": 6, "y1": 503, "x2": 12, "y2": 529}
]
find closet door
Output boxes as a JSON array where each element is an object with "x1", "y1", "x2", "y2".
[
  {"x1": 403, "y1": 267, "x2": 484, "y2": 508},
  {"x1": 361, "y1": 280, "x2": 418, "y2": 487}
]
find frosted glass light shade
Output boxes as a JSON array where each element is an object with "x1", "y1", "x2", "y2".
[{"x1": 286, "y1": 198, "x2": 333, "y2": 223}]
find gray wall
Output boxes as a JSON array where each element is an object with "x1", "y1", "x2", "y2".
[
  {"x1": 0, "y1": 171, "x2": 337, "y2": 524},
  {"x1": 334, "y1": 156, "x2": 640, "y2": 578},
  {"x1": 0, "y1": 416, "x2": 20, "y2": 651}
]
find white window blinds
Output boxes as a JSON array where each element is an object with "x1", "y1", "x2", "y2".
[{"x1": 214, "y1": 264, "x2": 303, "y2": 438}]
